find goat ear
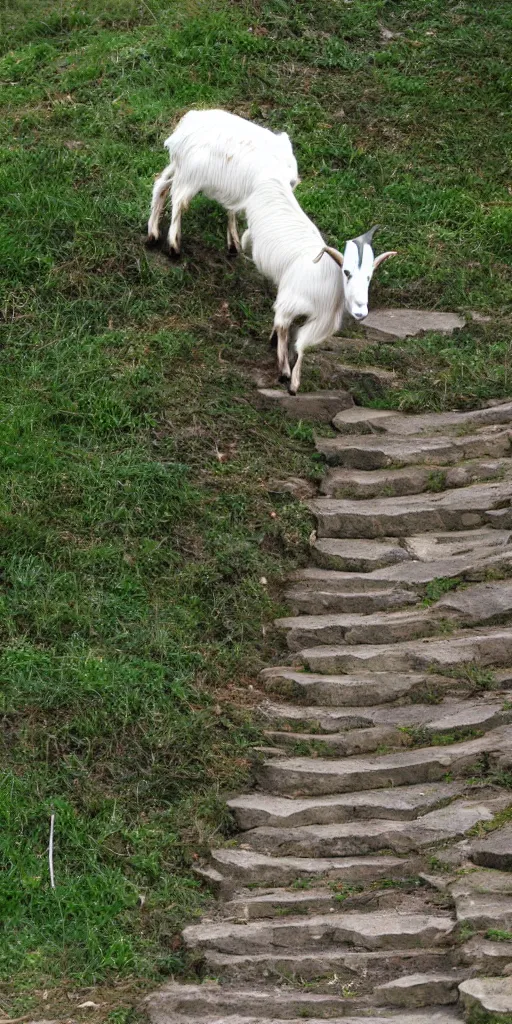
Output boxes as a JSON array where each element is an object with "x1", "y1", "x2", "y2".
[
  {"x1": 373, "y1": 250, "x2": 397, "y2": 270},
  {"x1": 313, "y1": 246, "x2": 344, "y2": 267}
]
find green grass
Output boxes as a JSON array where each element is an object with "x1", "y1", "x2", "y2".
[{"x1": 1, "y1": 0, "x2": 511, "y2": 1006}]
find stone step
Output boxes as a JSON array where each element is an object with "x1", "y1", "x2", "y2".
[
  {"x1": 202, "y1": 947, "x2": 457, "y2": 990},
  {"x1": 292, "y1": 546, "x2": 512, "y2": 592},
  {"x1": 374, "y1": 973, "x2": 463, "y2": 1007},
  {"x1": 153, "y1": 1014, "x2": 463, "y2": 1024},
  {"x1": 227, "y1": 782, "x2": 467, "y2": 830},
  {"x1": 315, "y1": 431, "x2": 512, "y2": 471},
  {"x1": 145, "y1": 981, "x2": 368, "y2": 1020},
  {"x1": 311, "y1": 538, "x2": 411, "y2": 572},
  {"x1": 331, "y1": 399, "x2": 512, "y2": 437},
  {"x1": 403, "y1": 528, "x2": 512, "y2": 561},
  {"x1": 469, "y1": 823, "x2": 512, "y2": 871},
  {"x1": 285, "y1": 585, "x2": 419, "y2": 616},
  {"x1": 459, "y1": 977, "x2": 512, "y2": 1020},
  {"x1": 277, "y1": 580, "x2": 512, "y2": 652},
  {"x1": 261, "y1": 667, "x2": 454, "y2": 706},
  {"x1": 308, "y1": 482, "x2": 512, "y2": 539},
  {"x1": 238, "y1": 799, "x2": 505, "y2": 859},
  {"x1": 183, "y1": 909, "x2": 455, "y2": 955},
  {"x1": 320, "y1": 461, "x2": 512, "y2": 500},
  {"x1": 461, "y1": 937, "x2": 512, "y2": 974},
  {"x1": 257, "y1": 727, "x2": 512, "y2": 796},
  {"x1": 209, "y1": 848, "x2": 414, "y2": 887},
  {"x1": 224, "y1": 888, "x2": 354, "y2": 920},
  {"x1": 361, "y1": 308, "x2": 465, "y2": 343},
  {"x1": 277, "y1": 609, "x2": 440, "y2": 651},
  {"x1": 286, "y1": 585, "x2": 417, "y2": 614},
  {"x1": 298, "y1": 627, "x2": 512, "y2": 675},
  {"x1": 264, "y1": 724, "x2": 411, "y2": 757},
  {"x1": 451, "y1": 868, "x2": 512, "y2": 930},
  {"x1": 260, "y1": 698, "x2": 512, "y2": 739},
  {"x1": 257, "y1": 388, "x2": 354, "y2": 422}
]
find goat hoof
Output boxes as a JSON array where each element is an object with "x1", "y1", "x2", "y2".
[
  {"x1": 145, "y1": 234, "x2": 160, "y2": 249},
  {"x1": 279, "y1": 373, "x2": 291, "y2": 384},
  {"x1": 287, "y1": 386, "x2": 297, "y2": 396},
  {"x1": 162, "y1": 245, "x2": 181, "y2": 261},
  {"x1": 227, "y1": 244, "x2": 239, "y2": 258}
]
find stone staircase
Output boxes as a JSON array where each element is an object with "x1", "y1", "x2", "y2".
[{"x1": 145, "y1": 323, "x2": 512, "y2": 1024}]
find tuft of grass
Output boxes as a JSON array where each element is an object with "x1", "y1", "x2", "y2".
[
  {"x1": 486, "y1": 929, "x2": 512, "y2": 943},
  {"x1": 421, "y1": 576, "x2": 463, "y2": 606}
]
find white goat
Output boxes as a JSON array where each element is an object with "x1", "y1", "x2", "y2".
[
  {"x1": 147, "y1": 109, "x2": 299, "y2": 257},
  {"x1": 242, "y1": 179, "x2": 397, "y2": 394}
]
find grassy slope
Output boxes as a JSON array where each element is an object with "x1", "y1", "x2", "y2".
[{"x1": 0, "y1": 0, "x2": 511, "y2": 1007}]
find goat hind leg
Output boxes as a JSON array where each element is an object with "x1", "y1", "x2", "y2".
[
  {"x1": 147, "y1": 166, "x2": 173, "y2": 244},
  {"x1": 166, "y1": 182, "x2": 195, "y2": 257},
  {"x1": 276, "y1": 325, "x2": 292, "y2": 383},
  {"x1": 227, "y1": 211, "x2": 241, "y2": 256}
]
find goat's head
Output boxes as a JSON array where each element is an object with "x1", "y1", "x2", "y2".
[
  {"x1": 314, "y1": 225, "x2": 397, "y2": 321},
  {"x1": 276, "y1": 131, "x2": 300, "y2": 189}
]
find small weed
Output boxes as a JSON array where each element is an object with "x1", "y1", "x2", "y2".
[
  {"x1": 421, "y1": 577, "x2": 463, "y2": 607},
  {"x1": 486, "y1": 929, "x2": 512, "y2": 942},
  {"x1": 426, "y1": 470, "x2": 447, "y2": 493}
]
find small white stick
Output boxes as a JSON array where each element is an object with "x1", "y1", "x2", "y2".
[{"x1": 49, "y1": 813, "x2": 55, "y2": 889}]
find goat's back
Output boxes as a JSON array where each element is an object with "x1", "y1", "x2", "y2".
[{"x1": 164, "y1": 109, "x2": 297, "y2": 209}]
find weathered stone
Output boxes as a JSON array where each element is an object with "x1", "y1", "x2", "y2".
[
  {"x1": 332, "y1": 400, "x2": 512, "y2": 437},
  {"x1": 285, "y1": 583, "x2": 418, "y2": 615},
  {"x1": 487, "y1": 507, "x2": 512, "y2": 529},
  {"x1": 321, "y1": 363, "x2": 396, "y2": 397},
  {"x1": 375, "y1": 972, "x2": 461, "y2": 1007},
  {"x1": 268, "y1": 476, "x2": 318, "y2": 500},
  {"x1": 459, "y1": 976, "x2": 512, "y2": 1018},
  {"x1": 435, "y1": 580, "x2": 512, "y2": 627},
  {"x1": 261, "y1": 667, "x2": 449, "y2": 705},
  {"x1": 257, "y1": 728, "x2": 512, "y2": 796},
  {"x1": 276, "y1": 607, "x2": 436, "y2": 651},
  {"x1": 227, "y1": 782, "x2": 466, "y2": 830},
  {"x1": 209, "y1": 848, "x2": 414, "y2": 886},
  {"x1": 403, "y1": 528, "x2": 511, "y2": 562},
  {"x1": 470, "y1": 824, "x2": 512, "y2": 871},
  {"x1": 331, "y1": 407, "x2": 398, "y2": 434},
  {"x1": 225, "y1": 888, "x2": 346, "y2": 920},
  {"x1": 203, "y1": 947, "x2": 456, "y2": 989},
  {"x1": 308, "y1": 482, "x2": 512, "y2": 539},
  {"x1": 320, "y1": 461, "x2": 511, "y2": 500},
  {"x1": 258, "y1": 387, "x2": 353, "y2": 422},
  {"x1": 241, "y1": 800, "x2": 503, "y2": 859},
  {"x1": 461, "y1": 938, "x2": 512, "y2": 973},
  {"x1": 299, "y1": 629, "x2": 512, "y2": 675},
  {"x1": 183, "y1": 909, "x2": 455, "y2": 955},
  {"x1": 264, "y1": 724, "x2": 408, "y2": 757},
  {"x1": 145, "y1": 981, "x2": 362, "y2": 1020},
  {"x1": 311, "y1": 537, "x2": 410, "y2": 572},
  {"x1": 455, "y1": 894, "x2": 512, "y2": 930},
  {"x1": 362, "y1": 308, "x2": 465, "y2": 343},
  {"x1": 316, "y1": 431, "x2": 512, "y2": 471}
]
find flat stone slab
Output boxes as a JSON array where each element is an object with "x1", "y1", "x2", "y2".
[
  {"x1": 308, "y1": 482, "x2": 512, "y2": 539},
  {"x1": 322, "y1": 363, "x2": 396, "y2": 397},
  {"x1": 436, "y1": 580, "x2": 512, "y2": 626},
  {"x1": 362, "y1": 308, "x2": 465, "y2": 342},
  {"x1": 276, "y1": 607, "x2": 438, "y2": 651},
  {"x1": 258, "y1": 727, "x2": 512, "y2": 796},
  {"x1": 332, "y1": 400, "x2": 512, "y2": 436},
  {"x1": 183, "y1": 908, "x2": 454, "y2": 954},
  {"x1": 261, "y1": 667, "x2": 448, "y2": 705},
  {"x1": 470, "y1": 824, "x2": 512, "y2": 871},
  {"x1": 316, "y1": 431, "x2": 512, "y2": 471},
  {"x1": 286, "y1": 583, "x2": 418, "y2": 615},
  {"x1": 461, "y1": 937, "x2": 512, "y2": 973},
  {"x1": 258, "y1": 388, "x2": 353, "y2": 422},
  {"x1": 375, "y1": 972, "x2": 461, "y2": 1007},
  {"x1": 459, "y1": 976, "x2": 512, "y2": 1017},
  {"x1": 320, "y1": 461, "x2": 511, "y2": 500},
  {"x1": 455, "y1": 893, "x2": 512, "y2": 930},
  {"x1": 209, "y1": 848, "x2": 412, "y2": 886},
  {"x1": 404, "y1": 528, "x2": 512, "y2": 562},
  {"x1": 312, "y1": 537, "x2": 410, "y2": 572},
  {"x1": 299, "y1": 628, "x2": 512, "y2": 675},
  {"x1": 165, "y1": 1014, "x2": 463, "y2": 1024},
  {"x1": 145, "y1": 982, "x2": 364, "y2": 1020},
  {"x1": 227, "y1": 781, "x2": 466, "y2": 829},
  {"x1": 240, "y1": 801, "x2": 501, "y2": 858}
]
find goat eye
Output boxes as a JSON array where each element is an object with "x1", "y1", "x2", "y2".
[{"x1": 344, "y1": 270, "x2": 352, "y2": 280}]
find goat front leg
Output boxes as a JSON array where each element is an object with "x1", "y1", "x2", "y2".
[
  {"x1": 166, "y1": 184, "x2": 195, "y2": 258},
  {"x1": 289, "y1": 349, "x2": 303, "y2": 395},
  {"x1": 227, "y1": 211, "x2": 241, "y2": 255},
  {"x1": 276, "y1": 325, "x2": 291, "y2": 383}
]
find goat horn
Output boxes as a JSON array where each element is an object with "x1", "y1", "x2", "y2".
[
  {"x1": 351, "y1": 224, "x2": 381, "y2": 266},
  {"x1": 313, "y1": 246, "x2": 344, "y2": 267}
]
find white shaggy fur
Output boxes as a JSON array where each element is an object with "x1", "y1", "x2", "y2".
[
  {"x1": 243, "y1": 180, "x2": 397, "y2": 393},
  {"x1": 147, "y1": 109, "x2": 299, "y2": 255}
]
